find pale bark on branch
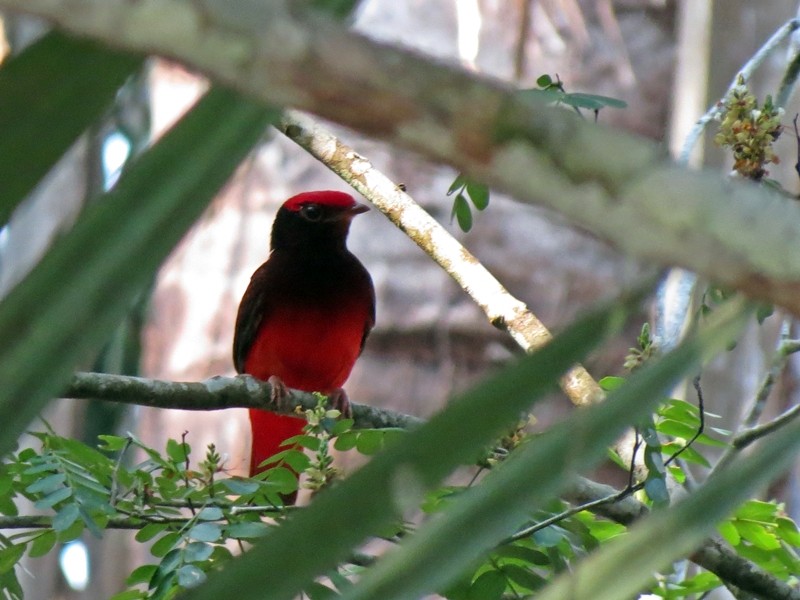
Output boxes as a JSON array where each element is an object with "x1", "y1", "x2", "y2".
[{"x1": 3, "y1": 1, "x2": 800, "y2": 317}]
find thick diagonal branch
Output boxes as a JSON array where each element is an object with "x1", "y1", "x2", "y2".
[{"x1": 3, "y1": 1, "x2": 800, "y2": 316}]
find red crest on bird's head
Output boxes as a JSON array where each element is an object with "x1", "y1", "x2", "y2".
[{"x1": 283, "y1": 190, "x2": 358, "y2": 212}]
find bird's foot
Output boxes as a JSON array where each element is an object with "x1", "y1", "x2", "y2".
[
  {"x1": 267, "y1": 375, "x2": 291, "y2": 411},
  {"x1": 326, "y1": 388, "x2": 352, "y2": 419}
]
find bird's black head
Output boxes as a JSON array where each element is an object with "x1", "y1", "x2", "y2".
[{"x1": 270, "y1": 191, "x2": 369, "y2": 252}]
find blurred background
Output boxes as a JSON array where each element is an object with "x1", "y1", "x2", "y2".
[{"x1": 2, "y1": 0, "x2": 800, "y2": 597}]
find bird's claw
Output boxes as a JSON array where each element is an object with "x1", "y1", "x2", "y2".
[
  {"x1": 267, "y1": 375, "x2": 290, "y2": 410},
  {"x1": 327, "y1": 388, "x2": 352, "y2": 419}
]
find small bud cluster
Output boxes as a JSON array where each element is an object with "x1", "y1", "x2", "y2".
[
  {"x1": 713, "y1": 75, "x2": 784, "y2": 180},
  {"x1": 302, "y1": 393, "x2": 341, "y2": 492}
]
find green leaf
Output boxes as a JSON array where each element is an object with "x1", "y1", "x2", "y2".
[
  {"x1": 776, "y1": 517, "x2": 800, "y2": 546},
  {"x1": 536, "y1": 74, "x2": 553, "y2": 88},
  {"x1": 500, "y1": 564, "x2": 545, "y2": 592},
  {"x1": 184, "y1": 542, "x2": 215, "y2": 563},
  {"x1": 34, "y1": 487, "x2": 72, "y2": 510},
  {"x1": 55, "y1": 519, "x2": 84, "y2": 543},
  {"x1": 27, "y1": 530, "x2": 57, "y2": 558},
  {"x1": 598, "y1": 376, "x2": 626, "y2": 391},
  {"x1": 662, "y1": 442, "x2": 710, "y2": 468},
  {"x1": 562, "y1": 92, "x2": 628, "y2": 110},
  {"x1": 0, "y1": 32, "x2": 142, "y2": 226},
  {"x1": 197, "y1": 507, "x2": 224, "y2": 521},
  {"x1": 282, "y1": 435, "x2": 320, "y2": 451},
  {"x1": 532, "y1": 526, "x2": 566, "y2": 548},
  {"x1": 583, "y1": 519, "x2": 625, "y2": 542},
  {"x1": 717, "y1": 520, "x2": 740, "y2": 546},
  {"x1": 126, "y1": 564, "x2": 158, "y2": 586},
  {"x1": 355, "y1": 430, "x2": 386, "y2": 456},
  {"x1": 25, "y1": 473, "x2": 67, "y2": 495},
  {"x1": 52, "y1": 503, "x2": 80, "y2": 532},
  {"x1": 0, "y1": 87, "x2": 279, "y2": 459},
  {"x1": 150, "y1": 532, "x2": 181, "y2": 558},
  {"x1": 306, "y1": 582, "x2": 339, "y2": 600},
  {"x1": 265, "y1": 467, "x2": 299, "y2": 494},
  {"x1": 518, "y1": 88, "x2": 563, "y2": 105},
  {"x1": 734, "y1": 520, "x2": 781, "y2": 550},
  {"x1": 734, "y1": 499, "x2": 778, "y2": 521},
  {"x1": 135, "y1": 523, "x2": 168, "y2": 543},
  {"x1": 333, "y1": 432, "x2": 358, "y2": 452},
  {"x1": 658, "y1": 399, "x2": 700, "y2": 426},
  {"x1": 177, "y1": 564, "x2": 207, "y2": 589},
  {"x1": 188, "y1": 523, "x2": 222, "y2": 543},
  {"x1": 0, "y1": 543, "x2": 25, "y2": 574},
  {"x1": 226, "y1": 522, "x2": 270, "y2": 540},
  {"x1": 98, "y1": 435, "x2": 129, "y2": 452},
  {"x1": 465, "y1": 182, "x2": 489, "y2": 211},
  {"x1": 153, "y1": 549, "x2": 182, "y2": 590},
  {"x1": 220, "y1": 478, "x2": 260, "y2": 495},
  {"x1": 331, "y1": 419, "x2": 354, "y2": 436},
  {"x1": 452, "y1": 194, "x2": 473, "y2": 232},
  {"x1": 756, "y1": 303, "x2": 774, "y2": 324},
  {"x1": 447, "y1": 174, "x2": 466, "y2": 196},
  {"x1": 467, "y1": 570, "x2": 505, "y2": 600},
  {"x1": 0, "y1": 495, "x2": 19, "y2": 518},
  {"x1": 656, "y1": 419, "x2": 699, "y2": 440},
  {"x1": 495, "y1": 545, "x2": 549, "y2": 565},
  {"x1": 166, "y1": 439, "x2": 190, "y2": 465}
]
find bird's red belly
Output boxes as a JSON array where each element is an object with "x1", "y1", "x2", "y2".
[{"x1": 243, "y1": 303, "x2": 367, "y2": 392}]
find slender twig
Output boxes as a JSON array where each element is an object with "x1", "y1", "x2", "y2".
[
  {"x1": 743, "y1": 325, "x2": 798, "y2": 429},
  {"x1": 505, "y1": 482, "x2": 642, "y2": 544},
  {"x1": 713, "y1": 330, "x2": 800, "y2": 473},
  {"x1": 732, "y1": 404, "x2": 800, "y2": 453},
  {"x1": 109, "y1": 435, "x2": 133, "y2": 506},
  {"x1": 664, "y1": 375, "x2": 705, "y2": 468}
]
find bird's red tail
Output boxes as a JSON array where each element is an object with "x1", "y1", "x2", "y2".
[{"x1": 248, "y1": 409, "x2": 305, "y2": 477}]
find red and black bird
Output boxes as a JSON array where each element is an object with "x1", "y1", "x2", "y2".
[{"x1": 233, "y1": 190, "x2": 375, "y2": 490}]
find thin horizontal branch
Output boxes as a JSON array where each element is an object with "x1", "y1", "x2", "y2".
[
  {"x1": 63, "y1": 371, "x2": 423, "y2": 431},
  {"x1": 4, "y1": 2, "x2": 800, "y2": 317},
  {"x1": 733, "y1": 403, "x2": 800, "y2": 452}
]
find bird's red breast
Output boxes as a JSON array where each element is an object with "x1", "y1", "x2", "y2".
[{"x1": 233, "y1": 190, "x2": 375, "y2": 487}]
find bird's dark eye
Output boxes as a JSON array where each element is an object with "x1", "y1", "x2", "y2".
[{"x1": 299, "y1": 204, "x2": 323, "y2": 222}]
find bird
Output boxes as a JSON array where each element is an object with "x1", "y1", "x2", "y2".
[{"x1": 233, "y1": 190, "x2": 375, "y2": 501}]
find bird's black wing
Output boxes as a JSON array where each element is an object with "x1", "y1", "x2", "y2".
[{"x1": 232, "y1": 261, "x2": 275, "y2": 373}]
